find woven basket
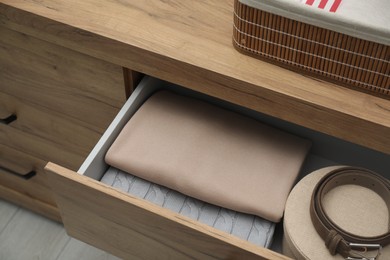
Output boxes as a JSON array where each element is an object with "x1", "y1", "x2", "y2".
[{"x1": 233, "y1": 0, "x2": 390, "y2": 99}]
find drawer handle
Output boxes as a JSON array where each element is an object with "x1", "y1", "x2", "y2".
[
  {"x1": 0, "y1": 114, "x2": 17, "y2": 125},
  {"x1": 0, "y1": 165, "x2": 36, "y2": 180}
]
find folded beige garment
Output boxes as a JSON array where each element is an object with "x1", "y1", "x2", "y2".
[{"x1": 105, "y1": 90, "x2": 311, "y2": 222}]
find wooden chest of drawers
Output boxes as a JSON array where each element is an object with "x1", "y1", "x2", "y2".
[{"x1": 1, "y1": 0, "x2": 389, "y2": 259}]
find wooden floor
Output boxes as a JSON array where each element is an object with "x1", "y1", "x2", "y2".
[{"x1": 0, "y1": 199, "x2": 120, "y2": 260}]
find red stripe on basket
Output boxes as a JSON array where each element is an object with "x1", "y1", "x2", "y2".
[
  {"x1": 329, "y1": 0, "x2": 342, "y2": 12},
  {"x1": 305, "y1": 0, "x2": 315, "y2": 6},
  {"x1": 318, "y1": 0, "x2": 329, "y2": 9}
]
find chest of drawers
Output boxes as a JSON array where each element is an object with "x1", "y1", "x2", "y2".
[{"x1": 1, "y1": 0, "x2": 389, "y2": 259}]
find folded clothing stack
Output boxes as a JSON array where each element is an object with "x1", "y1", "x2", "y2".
[
  {"x1": 104, "y1": 90, "x2": 311, "y2": 245},
  {"x1": 101, "y1": 167, "x2": 275, "y2": 248}
]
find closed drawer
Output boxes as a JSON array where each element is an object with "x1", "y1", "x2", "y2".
[
  {"x1": 0, "y1": 108, "x2": 85, "y2": 219},
  {"x1": 0, "y1": 122, "x2": 86, "y2": 172},
  {"x1": 0, "y1": 25, "x2": 125, "y2": 133},
  {"x1": 0, "y1": 98, "x2": 86, "y2": 216},
  {"x1": 45, "y1": 77, "x2": 390, "y2": 259},
  {"x1": 0, "y1": 91, "x2": 106, "y2": 162},
  {"x1": 0, "y1": 144, "x2": 50, "y2": 198},
  {"x1": 0, "y1": 24, "x2": 127, "y2": 220},
  {"x1": 0, "y1": 144, "x2": 60, "y2": 221}
]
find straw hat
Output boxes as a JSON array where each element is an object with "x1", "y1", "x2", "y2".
[{"x1": 283, "y1": 166, "x2": 389, "y2": 260}]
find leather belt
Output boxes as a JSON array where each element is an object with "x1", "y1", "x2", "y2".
[{"x1": 310, "y1": 167, "x2": 390, "y2": 260}]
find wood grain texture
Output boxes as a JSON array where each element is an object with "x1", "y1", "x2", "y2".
[
  {"x1": 0, "y1": 115, "x2": 90, "y2": 219},
  {"x1": 0, "y1": 25, "x2": 127, "y2": 219},
  {"x1": 0, "y1": 91, "x2": 104, "y2": 158},
  {"x1": 0, "y1": 24, "x2": 125, "y2": 172},
  {"x1": 123, "y1": 68, "x2": 144, "y2": 98},
  {"x1": 0, "y1": 25, "x2": 126, "y2": 133},
  {"x1": 0, "y1": 144, "x2": 55, "y2": 203},
  {"x1": 0, "y1": 125, "x2": 85, "y2": 171},
  {"x1": 0, "y1": 185, "x2": 61, "y2": 222},
  {"x1": 45, "y1": 162, "x2": 290, "y2": 260},
  {"x1": 0, "y1": 0, "x2": 389, "y2": 154},
  {"x1": 0, "y1": 144, "x2": 61, "y2": 221}
]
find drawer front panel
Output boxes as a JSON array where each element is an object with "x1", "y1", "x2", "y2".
[
  {"x1": 0, "y1": 144, "x2": 60, "y2": 220},
  {"x1": 0, "y1": 24, "x2": 127, "y2": 220},
  {"x1": 0, "y1": 125, "x2": 85, "y2": 171},
  {"x1": 0, "y1": 144, "x2": 54, "y2": 204},
  {"x1": 46, "y1": 163, "x2": 286, "y2": 260},
  {"x1": 0, "y1": 26, "x2": 125, "y2": 132},
  {"x1": 0, "y1": 91, "x2": 104, "y2": 158}
]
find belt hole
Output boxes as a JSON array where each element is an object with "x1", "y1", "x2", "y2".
[{"x1": 353, "y1": 178, "x2": 356, "y2": 181}]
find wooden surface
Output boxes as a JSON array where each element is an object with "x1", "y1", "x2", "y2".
[
  {"x1": 0, "y1": 0, "x2": 389, "y2": 154},
  {"x1": 0, "y1": 25, "x2": 127, "y2": 219},
  {"x1": 0, "y1": 25, "x2": 126, "y2": 168},
  {"x1": 0, "y1": 25, "x2": 126, "y2": 133},
  {"x1": 45, "y1": 162, "x2": 290, "y2": 260},
  {"x1": 0, "y1": 92, "x2": 98, "y2": 162},
  {"x1": 0, "y1": 184, "x2": 61, "y2": 221},
  {"x1": 0, "y1": 199, "x2": 120, "y2": 260},
  {"x1": 0, "y1": 144, "x2": 60, "y2": 221},
  {"x1": 123, "y1": 69, "x2": 144, "y2": 98}
]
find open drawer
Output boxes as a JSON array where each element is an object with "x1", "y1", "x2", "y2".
[
  {"x1": 45, "y1": 77, "x2": 289, "y2": 259},
  {"x1": 45, "y1": 77, "x2": 390, "y2": 259}
]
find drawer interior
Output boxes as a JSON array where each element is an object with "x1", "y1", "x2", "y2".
[
  {"x1": 46, "y1": 76, "x2": 390, "y2": 259},
  {"x1": 79, "y1": 77, "x2": 390, "y2": 180}
]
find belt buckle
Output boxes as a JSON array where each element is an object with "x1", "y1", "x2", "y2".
[{"x1": 346, "y1": 243, "x2": 382, "y2": 260}]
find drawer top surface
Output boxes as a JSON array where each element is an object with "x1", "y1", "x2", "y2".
[{"x1": 1, "y1": 0, "x2": 389, "y2": 154}]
